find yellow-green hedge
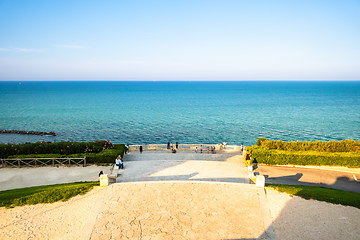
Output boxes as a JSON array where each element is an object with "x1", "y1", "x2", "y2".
[
  {"x1": 246, "y1": 145, "x2": 360, "y2": 168},
  {"x1": 257, "y1": 139, "x2": 360, "y2": 152}
]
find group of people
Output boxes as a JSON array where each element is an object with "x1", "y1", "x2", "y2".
[
  {"x1": 98, "y1": 155, "x2": 124, "y2": 181},
  {"x1": 195, "y1": 145, "x2": 216, "y2": 154},
  {"x1": 169, "y1": 142, "x2": 177, "y2": 153},
  {"x1": 219, "y1": 142, "x2": 227, "y2": 150},
  {"x1": 167, "y1": 142, "x2": 178, "y2": 153},
  {"x1": 194, "y1": 142, "x2": 227, "y2": 154},
  {"x1": 167, "y1": 142, "x2": 178, "y2": 149}
]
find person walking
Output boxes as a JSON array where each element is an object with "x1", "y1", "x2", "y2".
[
  {"x1": 176, "y1": 142, "x2": 178, "y2": 149},
  {"x1": 200, "y1": 145, "x2": 203, "y2": 153},
  {"x1": 195, "y1": 146, "x2": 198, "y2": 153},
  {"x1": 139, "y1": 145, "x2": 143, "y2": 154}
]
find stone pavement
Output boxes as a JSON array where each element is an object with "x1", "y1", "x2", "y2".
[
  {"x1": 255, "y1": 164, "x2": 360, "y2": 193},
  {"x1": 2, "y1": 150, "x2": 360, "y2": 239},
  {"x1": 80, "y1": 151, "x2": 276, "y2": 240}
]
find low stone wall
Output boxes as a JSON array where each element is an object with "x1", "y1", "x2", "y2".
[{"x1": 128, "y1": 144, "x2": 241, "y2": 152}]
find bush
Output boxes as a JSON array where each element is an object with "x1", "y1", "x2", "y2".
[
  {"x1": 0, "y1": 140, "x2": 115, "y2": 159},
  {"x1": 256, "y1": 137, "x2": 267, "y2": 146},
  {"x1": 246, "y1": 145, "x2": 360, "y2": 168},
  {"x1": 6, "y1": 144, "x2": 127, "y2": 165},
  {"x1": 256, "y1": 138, "x2": 360, "y2": 152}
]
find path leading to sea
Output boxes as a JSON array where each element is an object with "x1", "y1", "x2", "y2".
[
  {"x1": 79, "y1": 150, "x2": 276, "y2": 240},
  {"x1": 1, "y1": 149, "x2": 360, "y2": 240}
]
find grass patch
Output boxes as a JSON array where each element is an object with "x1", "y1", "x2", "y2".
[
  {"x1": 0, "y1": 182, "x2": 98, "y2": 208},
  {"x1": 266, "y1": 183, "x2": 360, "y2": 209}
]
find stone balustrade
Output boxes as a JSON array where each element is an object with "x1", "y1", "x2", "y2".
[{"x1": 128, "y1": 144, "x2": 241, "y2": 152}]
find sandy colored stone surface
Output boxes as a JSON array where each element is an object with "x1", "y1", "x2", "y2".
[
  {"x1": 88, "y1": 182, "x2": 265, "y2": 240},
  {"x1": 119, "y1": 160, "x2": 249, "y2": 184},
  {"x1": 0, "y1": 165, "x2": 111, "y2": 191},
  {"x1": 0, "y1": 186, "x2": 104, "y2": 240},
  {"x1": 265, "y1": 187, "x2": 360, "y2": 240},
  {"x1": 274, "y1": 165, "x2": 360, "y2": 175}
]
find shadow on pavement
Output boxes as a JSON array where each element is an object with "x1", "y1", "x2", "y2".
[
  {"x1": 119, "y1": 151, "x2": 248, "y2": 183},
  {"x1": 254, "y1": 165, "x2": 360, "y2": 193}
]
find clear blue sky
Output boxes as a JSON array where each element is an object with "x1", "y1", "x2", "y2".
[{"x1": 0, "y1": 0, "x2": 359, "y2": 81}]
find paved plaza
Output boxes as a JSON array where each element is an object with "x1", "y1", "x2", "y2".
[{"x1": 1, "y1": 149, "x2": 360, "y2": 239}]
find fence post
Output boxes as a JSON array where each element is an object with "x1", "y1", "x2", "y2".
[
  {"x1": 52, "y1": 158, "x2": 54, "y2": 167},
  {"x1": 18, "y1": 159, "x2": 20, "y2": 168},
  {"x1": 84, "y1": 157, "x2": 86, "y2": 167},
  {"x1": 68, "y1": 158, "x2": 70, "y2": 166},
  {"x1": 35, "y1": 158, "x2": 37, "y2": 167}
]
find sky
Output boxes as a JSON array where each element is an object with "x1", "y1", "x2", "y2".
[{"x1": 0, "y1": 0, "x2": 359, "y2": 81}]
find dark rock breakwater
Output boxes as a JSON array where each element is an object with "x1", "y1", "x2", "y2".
[{"x1": 0, "y1": 130, "x2": 56, "y2": 136}]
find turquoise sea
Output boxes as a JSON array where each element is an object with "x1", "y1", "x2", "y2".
[{"x1": 0, "y1": 81, "x2": 359, "y2": 146}]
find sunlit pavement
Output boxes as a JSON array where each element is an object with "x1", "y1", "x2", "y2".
[{"x1": 80, "y1": 151, "x2": 276, "y2": 239}]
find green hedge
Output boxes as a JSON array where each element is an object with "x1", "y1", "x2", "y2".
[
  {"x1": 5, "y1": 143, "x2": 126, "y2": 165},
  {"x1": 0, "y1": 182, "x2": 99, "y2": 208},
  {"x1": 256, "y1": 138, "x2": 360, "y2": 152},
  {"x1": 246, "y1": 145, "x2": 360, "y2": 168},
  {"x1": 0, "y1": 140, "x2": 114, "y2": 159}
]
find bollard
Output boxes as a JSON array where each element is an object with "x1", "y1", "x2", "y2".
[
  {"x1": 256, "y1": 175, "x2": 265, "y2": 188},
  {"x1": 100, "y1": 174, "x2": 109, "y2": 187}
]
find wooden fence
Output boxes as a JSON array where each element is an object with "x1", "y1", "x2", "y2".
[{"x1": 0, "y1": 157, "x2": 86, "y2": 168}]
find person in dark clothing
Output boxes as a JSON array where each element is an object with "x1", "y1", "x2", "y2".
[
  {"x1": 139, "y1": 145, "x2": 143, "y2": 154},
  {"x1": 98, "y1": 171, "x2": 104, "y2": 181},
  {"x1": 176, "y1": 142, "x2": 178, "y2": 149}
]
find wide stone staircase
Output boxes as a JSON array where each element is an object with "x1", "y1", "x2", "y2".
[{"x1": 124, "y1": 150, "x2": 239, "y2": 162}]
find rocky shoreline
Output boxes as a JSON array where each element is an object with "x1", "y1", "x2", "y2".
[{"x1": 0, "y1": 130, "x2": 56, "y2": 136}]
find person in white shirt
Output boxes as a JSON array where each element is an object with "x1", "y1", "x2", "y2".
[{"x1": 115, "y1": 156, "x2": 124, "y2": 169}]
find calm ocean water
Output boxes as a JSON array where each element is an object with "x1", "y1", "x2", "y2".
[{"x1": 0, "y1": 81, "x2": 359, "y2": 146}]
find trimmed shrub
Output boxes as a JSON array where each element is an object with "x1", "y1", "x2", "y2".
[
  {"x1": 246, "y1": 145, "x2": 360, "y2": 168},
  {"x1": 0, "y1": 140, "x2": 115, "y2": 159},
  {"x1": 3, "y1": 143, "x2": 126, "y2": 165},
  {"x1": 257, "y1": 138, "x2": 360, "y2": 152}
]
